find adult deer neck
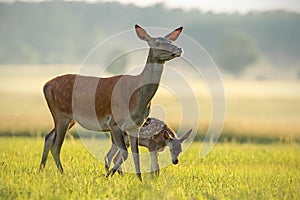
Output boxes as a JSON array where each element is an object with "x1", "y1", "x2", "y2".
[
  {"x1": 140, "y1": 48, "x2": 164, "y2": 84},
  {"x1": 136, "y1": 48, "x2": 164, "y2": 107}
]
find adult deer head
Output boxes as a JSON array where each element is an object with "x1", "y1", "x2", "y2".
[{"x1": 135, "y1": 24, "x2": 183, "y2": 62}]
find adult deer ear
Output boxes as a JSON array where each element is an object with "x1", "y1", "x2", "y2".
[
  {"x1": 135, "y1": 24, "x2": 151, "y2": 41},
  {"x1": 164, "y1": 26, "x2": 183, "y2": 41},
  {"x1": 179, "y1": 129, "x2": 192, "y2": 143}
]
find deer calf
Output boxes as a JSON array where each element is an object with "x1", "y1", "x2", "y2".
[{"x1": 105, "y1": 117, "x2": 192, "y2": 175}]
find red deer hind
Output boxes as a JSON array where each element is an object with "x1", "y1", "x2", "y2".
[{"x1": 39, "y1": 24, "x2": 183, "y2": 181}]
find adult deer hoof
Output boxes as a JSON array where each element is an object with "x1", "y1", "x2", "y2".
[{"x1": 137, "y1": 173, "x2": 142, "y2": 182}]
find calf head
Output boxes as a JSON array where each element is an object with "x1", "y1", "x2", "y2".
[{"x1": 164, "y1": 129, "x2": 192, "y2": 165}]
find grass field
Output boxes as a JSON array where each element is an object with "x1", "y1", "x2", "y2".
[{"x1": 0, "y1": 138, "x2": 299, "y2": 199}]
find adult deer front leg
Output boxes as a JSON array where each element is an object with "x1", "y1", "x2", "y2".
[
  {"x1": 104, "y1": 143, "x2": 119, "y2": 173},
  {"x1": 128, "y1": 130, "x2": 142, "y2": 181},
  {"x1": 106, "y1": 125, "x2": 128, "y2": 178}
]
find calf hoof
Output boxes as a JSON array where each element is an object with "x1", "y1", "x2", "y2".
[{"x1": 150, "y1": 170, "x2": 159, "y2": 177}]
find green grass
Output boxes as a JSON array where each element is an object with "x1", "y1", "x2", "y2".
[{"x1": 1, "y1": 138, "x2": 299, "y2": 199}]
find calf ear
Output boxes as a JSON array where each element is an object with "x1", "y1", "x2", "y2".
[
  {"x1": 163, "y1": 130, "x2": 173, "y2": 140},
  {"x1": 179, "y1": 129, "x2": 192, "y2": 143}
]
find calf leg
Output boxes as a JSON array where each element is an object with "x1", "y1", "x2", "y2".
[{"x1": 150, "y1": 151, "x2": 159, "y2": 176}]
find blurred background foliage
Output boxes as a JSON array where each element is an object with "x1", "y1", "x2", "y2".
[{"x1": 0, "y1": 1, "x2": 300, "y2": 78}]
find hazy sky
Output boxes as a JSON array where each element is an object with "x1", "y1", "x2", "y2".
[
  {"x1": 2, "y1": 0, "x2": 300, "y2": 13},
  {"x1": 107, "y1": 0, "x2": 300, "y2": 13}
]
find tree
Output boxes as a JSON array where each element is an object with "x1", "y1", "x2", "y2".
[{"x1": 217, "y1": 32, "x2": 260, "y2": 74}]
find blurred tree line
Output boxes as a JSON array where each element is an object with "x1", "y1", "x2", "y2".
[{"x1": 0, "y1": 1, "x2": 299, "y2": 74}]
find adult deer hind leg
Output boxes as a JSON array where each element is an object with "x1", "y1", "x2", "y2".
[
  {"x1": 39, "y1": 128, "x2": 55, "y2": 172},
  {"x1": 51, "y1": 117, "x2": 73, "y2": 173},
  {"x1": 39, "y1": 117, "x2": 73, "y2": 173}
]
